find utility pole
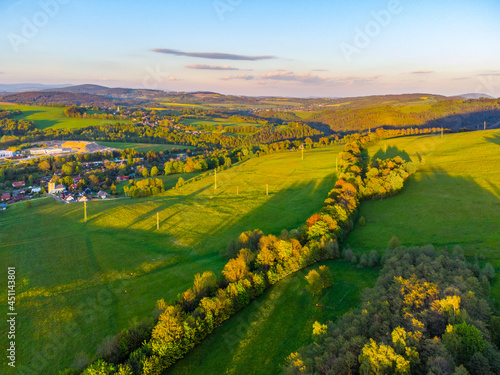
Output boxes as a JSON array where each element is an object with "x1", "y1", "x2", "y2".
[
  {"x1": 84, "y1": 201, "x2": 87, "y2": 223},
  {"x1": 266, "y1": 184, "x2": 269, "y2": 196},
  {"x1": 441, "y1": 127, "x2": 444, "y2": 138},
  {"x1": 301, "y1": 145, "x2": 304, "y2": 160},
  {"x1": 157, "y1": 212, "x2": 159, "y2": 230},
  {"x1": 484, "y1": 121, "x2": 487, "y2": 130},
  {"x1": 384, "y1": 142, "x2": 388, "y2": 154}
]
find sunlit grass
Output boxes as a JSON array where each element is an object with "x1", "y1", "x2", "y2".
[
  {"x1": 0, "y1": 104, "x2": 131, "y2": 129},
  {"x1": 0, "y1": 145, "x2": 343, "y2": 374}
]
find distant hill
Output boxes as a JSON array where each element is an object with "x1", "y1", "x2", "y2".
[
  {"x1": 0, "y1": 91, "x2": 114, "y2": 106},
  {"x1": 45, "y1": 84, "x2": 166, "y2": 100},
  {"x1": 0, "y1": 83, "x2": 72, "y2": 93},
  {"x1": 44, "y1": 84, "x2": 108, "y2": 94},
  {"x1": 458, "y1": 93, "x2": 495, "y2": 99}
]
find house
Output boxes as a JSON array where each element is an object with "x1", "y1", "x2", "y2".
[
  {"x1": 65, "y1": 196, "x2": 75, "y2": 202},
  {"x1": 73, "y1": 177, "x2": 82, "y2": 183},
  {"x1": 1, "y1": 193, "x2": 10, "y2": 201},
  {"x1": 0, "y1": 203, "x2": 6, "y2": 210},
  {"x1": 0, "y1": 150, "x2": 13, "y2": 158},
  {"x1": 12, "y1": 181, "x2": 25, "y2": 188},
  {"x1": 31, "y1": 187, "x2": 42, "y2": 194},
  {"x1": 116, "y1": 176, "x2": 130, "y2": 182},
  {"x1": 77, "y1": 196, "x2": 89, "y2": 202},
  {"x1": 97, "y1": 190, "x2": 108, "y2": 199}
]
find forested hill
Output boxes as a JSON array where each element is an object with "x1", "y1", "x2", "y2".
[
  {"x1": 304, "y1": 98, "x2": 500, "y2": 132},
  {"x1": 0, "y1": 91, "x2": 116, "y2": 107}
]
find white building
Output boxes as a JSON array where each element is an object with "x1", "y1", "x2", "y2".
[
  {"x1": 0, "y1": 150, "x2": 13, "y2": 158},
  {"x1": 29, "y1": 148, "x2": 63, "y2": 156}
]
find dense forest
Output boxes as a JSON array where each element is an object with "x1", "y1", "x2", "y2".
[{"x1": 306, "y1": 99, "x2": 500, "y2": 132}]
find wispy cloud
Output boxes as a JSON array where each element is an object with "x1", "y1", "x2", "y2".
[
  {"x1": 410, "y1": 70, "x2": 434, "y2": 74},
  {"x1": 260, "y1": 71, "x2": 330, "y2": 84},
  {"x1": 186, "y1": 64, "x2": 239, "y2": 71},
  {"x1": 312, "y1": 69, "x2": 329, "y2": 72},
  {"x1": 220, "y1": 71, "x2": 380, "y2": 86},
  {"x1": 152, "y1": 48, "x2": 276, "y2": 61},
  {"x1": 220, "y1": 74, "x2": 255, "y2": 81},
  {"x1": 477, "y1": 71, "x2": 500, "y2": 76}
]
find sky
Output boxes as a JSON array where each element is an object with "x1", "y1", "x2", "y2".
[{"x1": 1, "y1": 0, "x2": 500, "y2": 97}]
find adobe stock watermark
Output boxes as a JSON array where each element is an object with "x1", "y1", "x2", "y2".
[
  {"x1": 475, "y1": 74, "x2": 500, "y2": 99},
  {"x1": 8, "y1": 0, "x2": 72, "y2": 53},
  {"x1": 340, "y1": 0, "x2": 403, "y2": 63},
  {"x1": 213, "y1": 0, "x2": 243, "y2": 21},
  {"x1": 142, "y1": 65, "x2": 172, "y2": 89}
]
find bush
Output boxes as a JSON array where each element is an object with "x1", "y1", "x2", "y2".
[
  {"x1": 343, "y1": 248, "x2": 355, "y2": 262},
  {"x1": 388, "y1": 235, "x2": 400, "y2": 249},
  {"x1": 358, "y1": 216, "x2": 366, "y2": 226}
]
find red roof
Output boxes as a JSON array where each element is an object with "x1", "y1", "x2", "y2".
[
  {"x1": 12, "y1": 181, "x2": 25, "y2": 187},
  {"x1": 1, "y1": 193, "x2": 10, "y2": 200}
]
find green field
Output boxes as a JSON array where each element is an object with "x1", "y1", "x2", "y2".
[
  {"x1": 0, "y1": 104, "x2": 131, "y2": 129},
  {"x1": 345, "y1": 130, "x2": 500, "y2": 301},
  {"x1": 166, "y1": 261, "x2": 378, "y2": 375},
  {"x1": 180, "y1": 117, "x2": 261, "y2": 130},
  {"x1": 114, "y1": 172, "x2": 201, "y2": 194},
  {"x1": 0, "y1": 145, "x2": 343, "y2": 374},
  {"x1": 97, "y1": 142, "x2": 194, "y2": 153}
]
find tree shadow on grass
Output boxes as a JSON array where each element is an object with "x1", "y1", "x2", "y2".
[
  {"x1": 12, "y1": 109, "x2": 60, "y2": 129},
  {"x1": 345, "y1": 167, "x2": 500, "y2": 263},
  {"x1": 485, "y1": 133, "x2": 500, "y2": 147},
  {"x1": 371, "y1": 145, "x2": 411, "y2": 163}
]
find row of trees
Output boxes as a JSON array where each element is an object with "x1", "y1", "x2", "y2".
[
  {"x1": 285, "y1": 246, "x2": 499, "y2": 375},
  {"x1": 124, "y1": 179, "x2": 165, "y2": 198},
  {"x1": 69, "y1": 132, "x2": 416, "y2": 374}
]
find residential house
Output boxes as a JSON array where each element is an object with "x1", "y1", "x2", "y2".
[
  {"x1": 12, "y1": 181, "x2": 25, "y2": 188},
  {"x1": 1, "y1": 193, "x2": 10, "y2": 201},
  {"x1": 97, "y1": 190, "x2": 108, "y2": 199},
  {"x1": 0, "y1": 203, "x2": 6, "y2": 210}
]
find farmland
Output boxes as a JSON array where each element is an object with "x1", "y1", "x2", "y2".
[
  {"x1": 0, "y1": 104, "x2": 131, "y2": 129},
  {"x1": 0, "y1": 144, "x2": 343, "y2": 374}
]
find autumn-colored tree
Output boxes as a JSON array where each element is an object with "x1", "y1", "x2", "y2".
[
  {"x1": 222, "y1": 256, "x2": 249, "y2": 283},
  {"x1": 307, "y1": 214, "x2": 322, "y2": 227},
  {"x1": 305, "y1": 270, "x2": 323, "y2": 296}
]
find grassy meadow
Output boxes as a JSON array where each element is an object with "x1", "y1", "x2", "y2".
[
  {"x1": 0, "y1": 104, "x2": 131, "y2": 129},
  {"x1": 345, "y1": 130, "x2": 500, "y2": 301},
  {"x1": 0, "y1": 145, "x2": 343, "y2": 374}
]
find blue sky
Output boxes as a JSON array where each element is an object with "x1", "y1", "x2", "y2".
[{"x1": 1, "y1": 0, "x2": 499, "y2": 97}]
